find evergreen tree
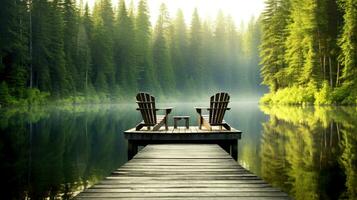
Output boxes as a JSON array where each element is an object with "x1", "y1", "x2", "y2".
[
  {"x1": 31, "y1": 0, "x2": 51, "y2": 92},
  {"x1": 260, "y1": 0, "x2": 291, "y2": 91},
  {"x1": 135, "y1": 0, "x2": 157, "y2": 91},
  {"x1": 92, "y1": 0, "x2": 115, "y2": 93},
  {"x1": 152, "y1": 3, "x2": 175, "y2": 94},
  {"x1": 76, "y1": 3, "x2": 92, "y2": 93},
  {"x1": 188, "y1": 8, "x2": 204, "y2": 91},
  {"x1": 213, "y1": 11, "x2": 228, "y2": 87},
  {"x1": 114, "y1": 0, "x2": 137, "y2": 92},
  {"x1": 171, "y1": 9, "x2": 188, "y2": 92},
  {"x1": 0, "y1": 0, "x2": 29, "y2": 97},
  {"x1": 201, "y1": 20, "x2": 215, "y2": 91},
  {"x1": 0, "y1": 82, "x2": 12, "y2": 105},
  {"x1": 62, "y1": 0, "x2": 79, "y2": 93},
  {"x1": 47, "y1": 0, "x2": 68, "y2": 96},
  {"x1": 285, "y1": 0, "x2": 321, "y2": 86},
  {"x1": 244, "y1": 18, "x2": 262, "y2": 95},
  {"x1": 338, "y1": 0, "x2": 357, "y2": 86},
  {"x1": 226, "y1": 16, "x2": 241, "y2": 92}
]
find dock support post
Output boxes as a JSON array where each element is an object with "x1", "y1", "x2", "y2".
[
  {"x1": 128, "y1": 140, "x2": 138, "y2": 160},
  {"x1": 231, "y1": 141, "x2": 238, "y2": 161},
  {"x1": 219, "y1": 141, "x2": 238, "y2": 161}
]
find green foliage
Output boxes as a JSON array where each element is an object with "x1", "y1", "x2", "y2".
[
  {"x1": 260, "y1": 0, "x2": 355, "y2": 105},
  {"x1": 315, "y1": 82, "x2": 333, "y2": 105},
  {"x1": 1, "y1": 0, "x2": 265, "y2": 106},
  {"x1": 0, "y1": 82, "x2": 12, "y2": 105},
  {"x1": 260, "y1": 84, "x2": 316, "y2": 105},
  {"x1": 114, "y1": 0, "x2": 137, "y2": 92},
  {"x1": 338, "y1": 0, "x2": 357, "y2": 82},
  {"x1": 260, "y1": 105, "x2": 357, "y2": 199},
  {"x1": 260, "y1": 0, "x2": 291, "y2": 91},
  {"x1": 152, "y1": 3, "x2": 175, "y2": 94},
  {"x1": 24, "y1": 88, "x2": 50, "y2": 105}
]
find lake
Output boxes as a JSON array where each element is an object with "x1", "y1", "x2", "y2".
[{"x1": 0, "y1": 102, "x2": 356, "y2": 199}]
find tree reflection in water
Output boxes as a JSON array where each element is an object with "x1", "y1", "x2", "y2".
[
  {"x1": 0, "y1": 105, "x2": 138, "y2": 199},
  {"x1": 260, "y1": 106, "x2": 357, "y2": 200},
  {"x1": 0, "y1": 104, "x2": 356, "y2": 200}
]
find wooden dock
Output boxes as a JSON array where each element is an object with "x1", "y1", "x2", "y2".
[
  {"x1": 124, "y1": 126, "x2": 242, "y2": 160},
  {"x1": 75, "y1": 144, "x2": 290, "y2": 199}
]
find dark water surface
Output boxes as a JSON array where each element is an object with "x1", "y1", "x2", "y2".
[{"x1": 0, "y1": 103, "x2": 356, "y2": 199}]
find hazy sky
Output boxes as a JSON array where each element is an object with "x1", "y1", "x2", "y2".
[{"x1": 84, "y1": 0, "x2": 265, "y2": 26}]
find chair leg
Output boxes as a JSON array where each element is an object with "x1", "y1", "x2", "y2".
[
  {"x1": 198, "y1": 116, "x2": 203, "y2": 129},
  {"x1": 165, "y1": 117, "x2": 168, "y2": 130},
  {"x1": 135, "y1": 122, "x2": 145, "y2": 131},
  {"x1": 222, "y1": 123, "x2": 231, "y2": 130},
  {"x1": 174, "y1": 118, "x2": 178, "y2": 129}
]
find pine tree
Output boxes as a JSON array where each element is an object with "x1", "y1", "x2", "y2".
[
  {"x1": 286, "y1": 0, "x2": 321, "y2": 86},
  {"x1": 32, "y1": 0, "x2": 51, "y2": 92},
  {"x1": 92, "y1": 0, "x2": 115, "y2": 93},
  {"x1": 201, "y1": 20, "x2": 215, "y2": 91},
  {"x1": 114, "y1": 0, "x2": 137, "y2": 92},
  {"x1": 76, "y1": 3, "x2": 92, "y2": 93},
  {"x1": 0, "y1": 0, "x2": 29, "y2": 97},
  {"x1": 338, "y1": 0, "x2": 357, "y2": 86},
  {"x1": 213, "y1": 11, "x2": 228, "y2": 88},
  {"x1": 152, "y1": 3, "x2": 175, "y2": 94},
  {"x1": 260, "y1": 0, "x2": 291, "y2": 91},
  {"x1": 171, "y1": 9, "x2": 188, "y2": 92},
  {"x1": 62, "y1": 0, "x2": 79, "y2": 93},
  {"x1": 47, "y1": 0, "x2": 68, "y2": 96},
  {"x1": 245, "y1": 18, "x2": 262, "y2": 95},
  {"x1": 226, "y1": 16, "x2": 241, "y2": 92},
  {"x1": 188, "y1": 8, "x2": 204, "y2": 91},
  {"x1": 135, "y1": 0, "x2": 157, "y2": 91}
]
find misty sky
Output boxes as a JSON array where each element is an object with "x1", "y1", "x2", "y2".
[{"x1": 84, "y1": 0, "x2": 265, "y2": 25}]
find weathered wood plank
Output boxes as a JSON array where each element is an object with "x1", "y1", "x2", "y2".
[
  {"x1": 75, "y1": 144, "x2": 290, "y2": 199},
  {"x1": 75, "y1": 198, "x2": 289, "y2": 200},
  {"x1": 76, "y1": 191, "x2": 288, "y2": 198}
]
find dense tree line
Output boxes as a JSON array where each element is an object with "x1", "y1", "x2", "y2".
[
  {"x1": 0, "y1": 0, "x2": 262, "y2": 106},
  {"x1": 260, "y1": 0, "x2": 357, "y2": 105}
]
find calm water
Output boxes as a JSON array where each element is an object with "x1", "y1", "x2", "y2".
[{"x1": 0, "y1": 103, "x2": 356, "y2": 199}]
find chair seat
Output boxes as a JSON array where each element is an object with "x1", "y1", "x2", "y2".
[
  {"x1": 156, "y1": 115, "x2": 166, "y2": 122},
  {"x1": 196, "y1": 92, "x2": 231, "y2": 130},
  {"x1": 136, "y1": 92, "x2": 171, "y2": 131}
]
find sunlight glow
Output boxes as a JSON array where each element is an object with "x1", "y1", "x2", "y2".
[{"x1": 84, "y1": 0, "x2": 265, "y2": 25}]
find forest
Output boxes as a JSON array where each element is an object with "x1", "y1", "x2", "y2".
[
  {"x1": 260, "y1": 0, "x2": 357, "y2": 105},
  {"x1": 2, "y1": 0, "x2": 356, "y2": 106},
  {"x1": 0, "y1": 0, "x2": 262, "y2": 106}
]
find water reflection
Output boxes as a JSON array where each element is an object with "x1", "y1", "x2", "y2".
[
  {"x1": 0, "y1": 105, "x2": 138, "y2": 199},
  {"x1": 260, "y1": 106, "x2": 357, "y2": 200},
  {"x1": 0, "y1": 104, "x2": 356, "y2": 200}
]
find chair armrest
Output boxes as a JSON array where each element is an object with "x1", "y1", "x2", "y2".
[
  {"x1": 207, "y1": 107, "x2": 231, "y2": 111},
  {"x1": 194, "y1": 107, "x2": 210, "y2": 115},
  {"x1": 136, "y1": 108, "x2": 160, "y2": 111},
  {"x1": 157, "y1": 107, "x2": 173, "y2": 115}
]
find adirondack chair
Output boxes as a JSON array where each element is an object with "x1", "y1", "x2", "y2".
[
  {"x1": 135, "y1": 92, "x2": 172, "y2": 131},
  {"x1": 195, "y1": 92, "x2": 231, "y2": 130}
]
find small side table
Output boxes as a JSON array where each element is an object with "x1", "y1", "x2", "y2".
[{"x1": 173, "y1": 116, "x2": 190, "y2": 129}]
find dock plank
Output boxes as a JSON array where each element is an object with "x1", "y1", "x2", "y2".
[{"x1": 75, "y1": 144, "x2": 289, "y2": 199}]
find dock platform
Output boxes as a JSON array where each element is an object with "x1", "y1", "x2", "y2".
[
  {"x1": 75, "y1": 144, "x2": 290, "y2": 199},
  {"x1": 124, "y1": 126, "x2": 242, "y2": 159}
]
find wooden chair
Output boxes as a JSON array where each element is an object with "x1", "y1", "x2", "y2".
[
  {"x1": 135, "y1": 92, "x2": 172, "y2": 131},
  {"x1": 195, "y1": 92, "x2": 231, "y2": 130}
]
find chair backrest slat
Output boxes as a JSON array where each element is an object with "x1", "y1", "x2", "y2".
[
  {"x1": 209, "y1": 92, "x2": 230, "y2": 124},
  {"x1": 136, "y1": 92, "x2": 157, "y2": 124}
]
